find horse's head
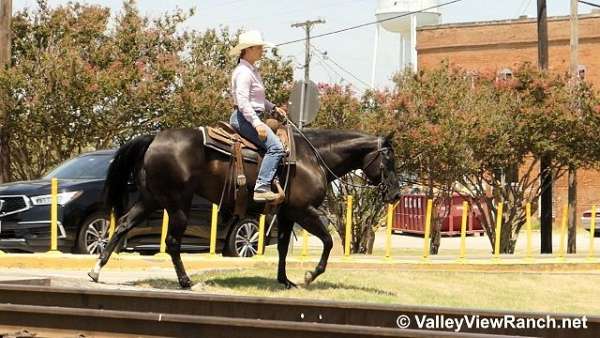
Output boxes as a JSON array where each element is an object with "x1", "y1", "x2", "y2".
[{"x1": 362, "y1": 133, "x2": 402, "y2": 203}]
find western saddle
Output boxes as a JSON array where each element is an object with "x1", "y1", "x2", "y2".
[{"x1": 200, "y1": 118, "x2": 295, "y2": 216}]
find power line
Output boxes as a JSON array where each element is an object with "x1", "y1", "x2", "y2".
[
  {"x1": 516, "y1": 0, "x2": 533, "y2": 17},
  {"x1": 515, "y1": 0, "x2": 527, "y2": 16},
  {"x1": 579, "y1": 0, "x2": 600, "y2": 8},
  {"x1": 315, "y1": 59, "x2": 335, "y2": 83},
  {"x1": 224, "y1": 0, "x2": 371, "y2": 30},
  {"x1": 311, "y1": 44, "x2": 371, "y2": 88},
  {"x1": 275, "y1": 0, "x2": 465, "y2": 47},
  {"x1": 311, "y1": 48, "x2": 368, "y2": 94},
  {"x1": 311, "y1": 50, "x2": 348, "y2": 84},
  {"x1": 203, "y1": 0, "x2": 247, "y2": 10}
]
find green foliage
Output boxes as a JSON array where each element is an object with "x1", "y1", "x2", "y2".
[
  {"x1": 311, "y1": 84, "x2": 361, "y2": 130},
  {"x1": 0, "y1": 0, "x2": 293, "y2": 180},
  {"x1": 367, "y1": 62, "x2": 600, "y2": 254},
  {"x1": 311, "y1": 84, "x2": 383, "y2": 254}
]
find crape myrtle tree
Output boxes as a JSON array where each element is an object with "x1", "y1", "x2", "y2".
[
  {"x1": 456, "y1": 64, "x2": 600, "y2": 254},
  {"x1": 363, "y1": 63, "x2": 473, "y2": 255},
  {"x1": 310, "y1": 83, "x2": 385, "y2": 254},
  {"x1": 0, "y1": 0, "x2": 293, "y2": 181},
  {"x1": 369, "y1": 62, "x2": 600, "y2": 254}
]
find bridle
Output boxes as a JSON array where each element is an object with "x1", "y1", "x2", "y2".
[{"x1": 287, "y1": 117, "x2": 391, "y2": 190}]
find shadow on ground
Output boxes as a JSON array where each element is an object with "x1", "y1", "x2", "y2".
[{"x1": 133, "y1": 275, "x2": 395, "y2": 296}]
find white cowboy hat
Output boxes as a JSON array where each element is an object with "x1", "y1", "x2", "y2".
[{"x1": 229, "y1": 30, "x2": 274, "y2": 57}]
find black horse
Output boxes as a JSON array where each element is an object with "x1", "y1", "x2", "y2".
[{"x1": 88, "y1": 127, "x2": 401, "y2": 289}]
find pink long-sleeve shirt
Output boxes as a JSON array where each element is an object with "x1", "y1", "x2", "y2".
[{"x1": 231, "y1": 59, "x2": 275, "y2": 128}]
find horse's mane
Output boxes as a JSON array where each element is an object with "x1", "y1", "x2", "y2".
[{"x1": 297, "y1": 128, "x2": 374, "y2": 148}]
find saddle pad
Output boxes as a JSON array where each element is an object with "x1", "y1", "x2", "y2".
[
  {"x1": 200, "y1": 127, "x2": 261, "y2": 163},
  {"x1": 200, "y1": 124, "x2": 296, "y2": 166}
]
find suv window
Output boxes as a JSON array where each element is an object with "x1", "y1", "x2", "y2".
[{"x1": 44, "y1": 154, "x2": 113, "y2": 180}]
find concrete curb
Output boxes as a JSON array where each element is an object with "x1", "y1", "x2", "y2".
[{"x1": 0, "y1": 253, "x2": 599, "y2": 272}]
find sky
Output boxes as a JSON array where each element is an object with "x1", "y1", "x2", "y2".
[{"x1": 13, "y1": 0, "x2": 599, "y2": 92}]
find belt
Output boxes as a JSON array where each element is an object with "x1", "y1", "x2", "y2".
[{"x1": 234, "y1": 106, "x2": 264, "y2": 115}]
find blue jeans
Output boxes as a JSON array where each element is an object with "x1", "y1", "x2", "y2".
[{"x1": 230, "y1": 110, "x2": 285, "y2": 191}]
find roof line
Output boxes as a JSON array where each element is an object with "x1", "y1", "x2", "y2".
[{"x1": 418, "y1": 12, "x2": 600, "y2": 31}]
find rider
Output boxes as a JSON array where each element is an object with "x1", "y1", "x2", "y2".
[{"x1": 229, "y1": 30, "x2": 287, "y2": 202}]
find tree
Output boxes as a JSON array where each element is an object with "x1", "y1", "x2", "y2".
[
  {"x1": 366, "y1": 62, "x2": 600, "y2": 254},
  {"x1": 363, "y1": 64, "x2": 473, "y2": 254},
  {"x1": 310, "y1": 83, "x2": 385, "y2": 254},
  {"x1": 0, "y1": 0, "x2": 293, "y2": 181}
]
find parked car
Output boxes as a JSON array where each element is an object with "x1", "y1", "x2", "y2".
[
  {"x1": 0, "y1": 150, "x2": 276, "y2": 256},
  {"x1": 581, "y1": 209, "x2": 600, "y2": 237}
]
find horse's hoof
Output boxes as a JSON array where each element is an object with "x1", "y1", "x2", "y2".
[
  {"x1": 304, "y1": 271, "x2": 314, "y2": 286},
  {"x1": 88, "y1": 271, "x2": 99, "y2": 283},
  {"x1": 278, "y1": 278, "x2": 297, "y2": 289},
  {"x1": 179, "y1": 277, "x2": 192, "y2": 290}
]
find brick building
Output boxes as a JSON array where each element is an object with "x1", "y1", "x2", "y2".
[{"x1": 416, "y1": 11, "x2": 600, "y2": 223}]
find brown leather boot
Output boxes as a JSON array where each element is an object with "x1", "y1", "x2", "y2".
[{"x1": 253, "y1": 188, "x2": 278, "y2": 202}]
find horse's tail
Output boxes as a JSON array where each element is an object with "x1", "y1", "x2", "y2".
[{"x1": 104, "y1": 135, "x2": 155, "y2": 218}]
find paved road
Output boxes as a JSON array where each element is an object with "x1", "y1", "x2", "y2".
[{"x1": 292, "y1": 228, "x2": 600, "y2": 255}]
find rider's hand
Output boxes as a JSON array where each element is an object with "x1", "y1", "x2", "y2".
[
  {"x1": 256, "y1": 124, "x2": 268, "y2": 141},
  {"x1": 274, "y1": 106, "x2": 287, "y2": 118}
]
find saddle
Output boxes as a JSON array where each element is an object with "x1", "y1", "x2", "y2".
[{"x1": 200, "y1": 119, "x2": 296, "y2": 216}]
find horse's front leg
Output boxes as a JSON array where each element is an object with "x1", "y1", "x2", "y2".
[
  {"x1": 297, "y1": 206, "x2": 333, "y2": 286},
  {"x1": 276, "y1": 215, "x2": 297, "y2": 289}
]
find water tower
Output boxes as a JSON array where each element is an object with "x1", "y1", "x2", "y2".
[{"x1": 371, "y1": 0, "x2": 441, "y2": 87}]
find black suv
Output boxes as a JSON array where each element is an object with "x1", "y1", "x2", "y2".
[{"x1": 0, "y1": 150, "x2": 275, "y2": 257}]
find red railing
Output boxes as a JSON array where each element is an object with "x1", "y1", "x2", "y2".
[{"x1": 393, "y1": 195, "x2": 485, "y2": 236}]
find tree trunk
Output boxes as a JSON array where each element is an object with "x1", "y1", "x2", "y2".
[
  {"x1": 0, "y1": 0, "x2": 12, "y2": 183},
  {"x1": 363, "y1": 226, "x2": 376, "y2": 254},
  {"x1": 500, "y1": 230, "x2": 517, "y2": 254},
  {"x1": 567, "y1": 165, "x2": 577, "y2": 253},
  {"x1": 0, "y1": 129, "x2": 9, "y2": 182},
  {"x1": 430, "y1": 216, "x2": 441, "y2": 255}
]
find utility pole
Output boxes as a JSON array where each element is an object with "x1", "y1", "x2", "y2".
[
  {"x1": 0, "y1": 0, "x2": 11, "y2": 183},
  {"x1": 537, "y1": 0, "x2": 552, "y2": 254},
  {"x1": 291, "y1": 19, "x2": 325, "y2": 129},
  {"x1": 568, "y1": 0, "x2": 579, "y2": 253}
]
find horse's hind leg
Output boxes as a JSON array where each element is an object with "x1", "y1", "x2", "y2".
[
  {"x1": 88, "y1": 200, "x2": 154, "y2": 282},
  {"x1": 165, "y1": 208, "x2": 193, "y2": 289},
  {"x1": 297, "y1": 206, "x2": 333, "y2": 287}
]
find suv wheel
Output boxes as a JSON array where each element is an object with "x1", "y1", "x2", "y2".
[
  {"x1": 75, "y1": 212, "x2": 110, "y2": 255},
  {"x1": 223, "y1": 218, "x2": 263, "y2": 257}
]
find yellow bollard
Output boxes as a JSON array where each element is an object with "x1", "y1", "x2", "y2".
[
  {"x1": 257, "y1": 214, "x2": 266, "y2": 256},
  {"x1": 422, "y1": 199, "x2": 433, "y2": 259},
  {"x1": 108, "y1": 210, "x2": 116, "y2": 240},
  {"x1": 459, "y1": 201, "x2": 468, "y2": 260},
  {"x1": 302, "y1": 229, "x2": 309, "y2": 259},
  {"x1": 154, "y1": 210, "x2": 169, "y2": 258},
  {"x1": 344, "y1": 195, "x2": 353, "y2": 257},
  {"x1": 589, "y1": 205, "x2": 596, "y2": 259},
  {"x1": 209, "y1": 204, "x2": 218, "y2": 257},
  {"x1": 559, "y1": 204, "x2": 568, "y2": 259},
  {"x1": 385, "y1": 203, "x2": 393, "y2": 259},
  {"x1": 493, "y1": 202, "x2": 503, "y2": 259},
  {"x1": 47, "y1": 178, "x2": 60, "y2": 254},
  {"x1": 526, "y1": 203, "x2": 532, "y2": 259}
]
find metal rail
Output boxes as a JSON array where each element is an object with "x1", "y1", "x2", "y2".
[{"x1": 0, "y1": 284, "x2": 595, "y2": 337}]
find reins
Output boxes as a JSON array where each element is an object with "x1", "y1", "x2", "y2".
[{"x1": 285, "y1": 117, "x2": 386, "y2": 190}]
